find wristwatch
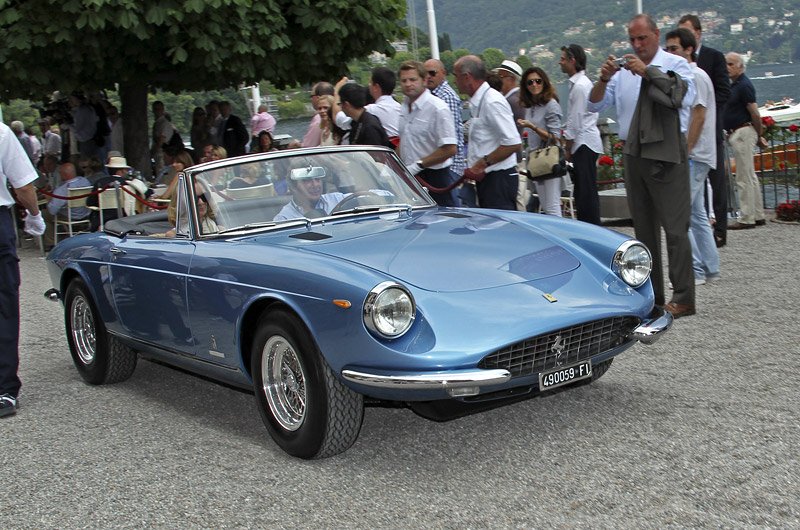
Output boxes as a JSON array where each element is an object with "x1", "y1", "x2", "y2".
[
  {"x1": 483, "y1": 154, "x2": 491, "y2": 166},
  {"x1": 416, "y1": 159, "x2": 425, "y2": 169}
]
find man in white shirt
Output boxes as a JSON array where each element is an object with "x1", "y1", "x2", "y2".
[
  {"x1": 560, "y1": 44, "x2": 604, "y2": 225},
  {"x1": 1, "y1": 121, "x2": 46, "y2": 417},
  {"x1": 397, "y1": 61, "x2": 458, "y2": 206},
  {"x1": 335, "y1": 67, "x2": 402, "y2": 144},
  {"x1": 588, "y1": 14, "x2": 696, "y2": 319},
  {"x1": 453, "y1": 55, "x2": 522, "y2": 210},
  {"x1": 150, "y1": 101, "x2": 175, "y2": 175},
  {"x1": 493, "y1": 60, "x2": 526, "y2": 159},
  {"x1": 273, "y1": 166, "x2": 345, "y2": 221},
  {"x1": 665, "y1": 28, "x2": 720, "y2": 286},
  {"x1": 40, "y1": 118, "x2": 62, "y2": 158}
]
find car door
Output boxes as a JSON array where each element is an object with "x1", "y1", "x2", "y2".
[{"x1": 108, "y1": 236, "x2": 196, "y2": 354}]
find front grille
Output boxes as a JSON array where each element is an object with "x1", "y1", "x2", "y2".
[{"x1": 478, "y1": 316, "x2": 640, "y2": 377}]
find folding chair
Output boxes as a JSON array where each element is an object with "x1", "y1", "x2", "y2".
[
  {"x1": 89, "y1": 185, "x2": 124, "y2": 232},
  {"x1": 53, "y1": 186, "x2": 93, "y2": 245}
]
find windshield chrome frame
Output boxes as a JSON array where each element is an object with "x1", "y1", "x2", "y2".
[{"x1": 182, "y1": 145, "x2": 438, "y2": 236}]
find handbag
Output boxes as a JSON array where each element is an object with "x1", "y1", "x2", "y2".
[{"x1": 526, "y1": 137, "x2": 566, "y2": 181}]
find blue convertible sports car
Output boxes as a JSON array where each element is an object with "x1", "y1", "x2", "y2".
[{"x1": 45, "y1": 146, "x2": 671, "y2": 459}]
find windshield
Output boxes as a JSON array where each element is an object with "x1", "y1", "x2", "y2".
[{"x1": 187, "y1": 147, "x2": 434, "y2": 233}]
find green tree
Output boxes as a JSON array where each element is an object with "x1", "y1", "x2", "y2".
[
  {"x1": 480, "y1": 48, "x2": 507, "y2": 70},
  {"x1": 0, "y1": 0, "x2": 405, "y2": 174},
  {"x1": 515, "y1": 55, "x2": 533, "y2": 71},
  {"x1": 439, "y1": 33, "x2": 452, "y2": 52}
]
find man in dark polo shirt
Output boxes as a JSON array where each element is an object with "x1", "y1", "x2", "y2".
[
  {"x1": 679, "y1": 14, "x2": 731, "y2": 246},
  {"x1": 338, "y1": 83, "x2": 395, "y2": 149},
  {"x1": 723, "y1": 52, "x2": 767, "y2": 230}
]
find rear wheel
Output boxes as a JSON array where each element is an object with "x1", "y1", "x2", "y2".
[
  {"x1": 64, "y1": 278, "x2": 137, "y2": 385},
  {"x1": 251, "y1": 310, "x2": 364, "y2": 459}
]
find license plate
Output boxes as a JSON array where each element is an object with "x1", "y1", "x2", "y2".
[{"x1": 539, "y1": 361, "x2": 592, "y2": 391}]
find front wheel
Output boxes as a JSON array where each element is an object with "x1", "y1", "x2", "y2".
[
  {"x1": 64, "y1": 278, "x2": 137, "y2": 385},
  {"x1": 251, "y1": 310, "x2": 364, "y2": 459}
]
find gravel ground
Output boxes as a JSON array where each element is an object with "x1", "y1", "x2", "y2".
[{"x1": 2, "y1": 221, "x2": 798, "y2": 529}]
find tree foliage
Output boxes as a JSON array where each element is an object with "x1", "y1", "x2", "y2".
[{"x1": 0, "y1": 0, "x2": 407, "y2": 100}]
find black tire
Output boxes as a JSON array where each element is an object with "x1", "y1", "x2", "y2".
[
  {"x1": 251, "y1": 309, "x2": 364, "y2": 459},
  {"x1": 64, "y1": 278, "x2": 137, "y2": 385}
]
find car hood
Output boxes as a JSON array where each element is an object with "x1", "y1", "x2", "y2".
[{"x1": 280, "y1": 209, "x2": 580, "y2": 292}]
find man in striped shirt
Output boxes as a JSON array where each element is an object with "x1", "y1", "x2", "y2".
[{"x1": 424, "y1": 59, "x2": 469, "y2": 206}]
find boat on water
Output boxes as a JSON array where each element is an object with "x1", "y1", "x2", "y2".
[
  {"x1": 759, "y1": 97, "x2": 800, "y2": 123},
  {"x1": 730, "y1": 143, "x2": 798, "y2": 173},
  {"x1": 754, "y1": 143, "x2": 798, "y2": 172}
]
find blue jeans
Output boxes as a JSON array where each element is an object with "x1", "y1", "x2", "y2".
[{"x1": 687, "y1": 160, "x2": 720, "y2": 279}]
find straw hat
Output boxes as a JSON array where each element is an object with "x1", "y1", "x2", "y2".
[
  {"x1": 493, "y1": 60, "x2": 523, "y2": 78},
  {"x1": 106, "y1": 156, "x2": 131, "y2": 169}
]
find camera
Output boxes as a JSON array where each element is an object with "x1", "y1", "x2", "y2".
[
  {"x1": 32, "y1": 94, "x2": 73, "y2": 125},
  {"x1": 613, "y1": 57, "x2": 628, "y2": 68}
]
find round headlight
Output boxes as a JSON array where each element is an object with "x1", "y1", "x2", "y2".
[
  {"x1": 612, "y1": 241, "x2": 652, "y2": 287},
  {"x1": 364, "y1": 282, "x2": 415, "y2": 338}
]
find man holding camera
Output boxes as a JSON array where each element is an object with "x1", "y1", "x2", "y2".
[{"x1": 588, "y1": 14, "x2": 697, "y2": 319}]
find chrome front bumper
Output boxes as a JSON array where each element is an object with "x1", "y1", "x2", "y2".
[
  {"x1": 629, "y1": 307, "x2": 673, "y2": 344},
  {"x1": 344, "y1": 309, "x2": 671, "y2": 398},
  {"x1": 341, "y1": 368, "x2": 511, "y2": 397}
]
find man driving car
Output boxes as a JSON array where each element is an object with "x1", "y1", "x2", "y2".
[{"x1": 273, "y1": 166, "x2": 346, "y2": 221}]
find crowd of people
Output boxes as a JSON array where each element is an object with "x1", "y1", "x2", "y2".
[{"x1": 0, "y1": 11, "x2": 775, "y2": 417}]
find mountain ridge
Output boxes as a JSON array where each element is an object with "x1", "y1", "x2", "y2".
[{"x1": 407, "y1": 0, "x2": 800, "y2": 65}]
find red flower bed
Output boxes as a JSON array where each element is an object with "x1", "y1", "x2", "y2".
[{"x1": 775, "y1": 200, "x2": 800, "y2": 222}]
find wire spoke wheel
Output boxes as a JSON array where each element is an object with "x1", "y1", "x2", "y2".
[
  {"x1": 70, "y1": 295, "x2": 97, "y2": 365},
  {"x1": 262, "y1": 335, "x2": 307, "y2": 431},
  {"x1": 252, "y1": 310, "x2": 364, "y2": 459}
]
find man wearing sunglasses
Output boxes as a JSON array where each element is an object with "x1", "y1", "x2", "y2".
[
  {"x1": 423, "y1": 59, "x2": 470, "y2": 205},
  {"x1": 492, "y1": 60, "x2": 526, "y2": 157},
  {"x1": 588, "y1": 13, "x2": 697, "y2": 319}
]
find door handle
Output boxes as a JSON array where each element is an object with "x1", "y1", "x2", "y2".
[{"x1": 110, "y1": 247, "x2": 126, "y2": 256}]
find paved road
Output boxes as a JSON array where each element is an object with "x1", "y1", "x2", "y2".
[{"x1": 2, "y1": 222, "x2": 799, "y2": 529}]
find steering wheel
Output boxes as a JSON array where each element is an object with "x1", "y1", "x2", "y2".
[{"x1": 329, "y1": 191, "x2": 382, "y2": 215}]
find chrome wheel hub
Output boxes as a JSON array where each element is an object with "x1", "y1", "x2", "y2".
[
  {"x1": 70, "y1": 295, "x2": 96, "y2": 365},
  {"x1": 262, "y1": 336, "x2": 307, "y2": 431}
]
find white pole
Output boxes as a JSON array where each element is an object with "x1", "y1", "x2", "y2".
[
  {"x1": 426, "y1": 0, "x2": 440, "y2": 59},
  {"x1": 250, "y1": 84, "x2": 261, "y2": 116},
  {"x1": 635, "y1": 0, "x2": 642, "y2": 14}
]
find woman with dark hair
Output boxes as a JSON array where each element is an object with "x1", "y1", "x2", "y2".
[
  {"x1": 517, "y1": 67, "x2": 564, "y2": 216},
  {"x1": 190, "y1": 107, "x2": 210, "y2": 159},
  {"x1": 158, "y1": 150, "x2": 196, "y2": 201},
  {"x1": 252, "y1": 130, "x2": 278, "y2": 153}
]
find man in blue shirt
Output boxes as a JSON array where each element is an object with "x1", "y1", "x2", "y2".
[
  {"x1": 723, "y1": 52, "x2": 767, "y2": 230},
  {"x1": 42, "y1": 162, "x2": 91, "y2": 248}
]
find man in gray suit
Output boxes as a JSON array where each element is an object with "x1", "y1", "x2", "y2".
[{"x1": 589, "y1": 14, "x2": 696, "y2": 319}]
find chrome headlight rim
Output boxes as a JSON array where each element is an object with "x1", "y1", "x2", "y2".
[
  {"x1": 612, "y1": 240, "x2": 652, "y2": 288},
  {"x1": 363, "y1": 281, "x2": 416, "y2": 338}
]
